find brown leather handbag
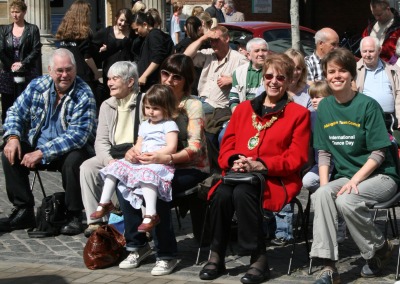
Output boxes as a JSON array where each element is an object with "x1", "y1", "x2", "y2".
[{"x1": 83, "y1": 224, "x2": 126, "y2": 270}]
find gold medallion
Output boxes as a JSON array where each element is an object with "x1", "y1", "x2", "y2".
[{"x1": 248, "y1": 135, "x2": 259, "y2": 150}]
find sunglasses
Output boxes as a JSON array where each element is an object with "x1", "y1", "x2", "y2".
[
  {"x1": 264, "y1": 73, "x2": 286, "y2": 82},
  {"x1": 161, "y1": 70, "x2": 183, "y2": 82}
]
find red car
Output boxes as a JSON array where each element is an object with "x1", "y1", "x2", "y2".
[{"x1": 220, "y1": 21, "x2": 316, "y2": 56}]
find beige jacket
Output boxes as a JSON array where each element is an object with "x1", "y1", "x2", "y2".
[
  {"x1": 356, "y1": 59, "x2": 400, "y2": 123},
  {"x1": 94, "y1": 92, "x2": 143, "y2": 165}
]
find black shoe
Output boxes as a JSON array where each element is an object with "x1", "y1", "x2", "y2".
[
  {"x1": 0, "y1": 207, "x2": 35, "y2": 232},
  {"x1": 270, "y1": 237, "x2": 291, "y2": 247},
  {"x1": 199, "y1": 261, "x2": 226, "y2": 280},
  {"x1": 361, "y1": 240, "x2": 394, "y2": 278},
  {"x1": 60, "y1": 217, "x2": 83, "y2": 235},
  {"x1": 240, "y1": 266, "x2": 270, "y2": 284}
]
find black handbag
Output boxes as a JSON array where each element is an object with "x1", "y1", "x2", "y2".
[
  {"x1": 28, "y1": 192, "x2": 68, "y2": 238},
  {"x1": 109, "y1": 143, "x2": 132, "y2": 159},
  {"x1": 222, "y1": 171, "x2": 267, "y2": 186}
]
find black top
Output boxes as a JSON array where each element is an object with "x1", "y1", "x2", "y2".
[
  {"x1": 57, "y1": 38, "x2": 96, "y2": 83},
  {"x1": 93, "y1": 26, "x2": 136, "y2": 83},
  {"x1": 136, "y1": 28, "x2": 174, "y2": 92},
  {"x1": 205, "y1": 5, "x2": 225, "y2": 23}
]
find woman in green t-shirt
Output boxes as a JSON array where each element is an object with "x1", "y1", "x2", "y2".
[{"x1": 310, "y1": 48, "x2": 399, "y2": 284}]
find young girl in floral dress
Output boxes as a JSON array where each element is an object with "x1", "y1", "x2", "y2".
[{"x1": 90, "y1": 84, "x2": 179, "y2": 232}]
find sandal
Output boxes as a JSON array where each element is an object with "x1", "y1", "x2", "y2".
[{"x1": 90, "y1": 202, "x2": 115, "y2": 220}]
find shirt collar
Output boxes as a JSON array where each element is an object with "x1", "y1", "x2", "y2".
[{"x1": 365, "y1": 59, "x2": 384, "y2": 71}]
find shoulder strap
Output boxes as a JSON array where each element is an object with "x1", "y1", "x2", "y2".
[{"x1": 134, "y1": 92, "x2": 142, "y2": 144}]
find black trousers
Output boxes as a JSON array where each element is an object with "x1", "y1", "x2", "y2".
[
  {"x1": 1, "y1": 142, "x2": 92, "y2": 211},
  {"x1": 209, "y1": 183, "x2": 266, "y2": 257}
]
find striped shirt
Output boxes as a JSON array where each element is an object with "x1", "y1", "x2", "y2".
[
  {"x1": 229, "y1": 62, "x2": 263, "y2": 110},
  {"x1": 305, "y1": 52, "x2": 324, "y2": 82}
]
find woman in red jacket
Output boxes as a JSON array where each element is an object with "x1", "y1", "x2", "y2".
[{"x1": 199, "y1": 53, "x2": 310, "y2": 284}]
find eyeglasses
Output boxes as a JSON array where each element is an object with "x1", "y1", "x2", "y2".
[
  {"x1": 264, "y1": 73, "x2": 286, "y2": 82},
  {"x1": 161, "y1": 70, "x2": 183, "y2": 82},
  {"x1": 54, "y1": 67, "x2": 74, "y2": 76}
]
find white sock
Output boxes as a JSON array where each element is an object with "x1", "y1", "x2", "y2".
[
  {"x1": 97, "y1": 175, "x2": 117, "y2": 210},
  {"x1": 142, "y1": 184, "x2": 158, "y2": 223}
]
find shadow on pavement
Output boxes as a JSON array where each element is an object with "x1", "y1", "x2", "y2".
[{"x1": 0, "y1": 275, "x2": 68, "y2": 284}]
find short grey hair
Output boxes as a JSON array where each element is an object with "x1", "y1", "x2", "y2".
[
  {"x1": 247, "y1": 38, "x2": 269, "y2": 52},
  {"x1": 225, "y1": 0, "x2": 235, "y2": 9},
  {"x1": 49, "y1": 48, "x2": 76, "y2": 70},
  {"x1": 108, "y1": 61, "x2": 139, "y2": 94},
  {"x1": 314, "y1": 29, "x2": 327, "y2": 45},
  {"x1": 359, "y1": 36, "x2": 380, "y2": 51}
]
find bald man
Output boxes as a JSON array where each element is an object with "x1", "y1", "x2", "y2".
[{"x1": 305, "y1": 27, "x2": 339, "y2": 83}]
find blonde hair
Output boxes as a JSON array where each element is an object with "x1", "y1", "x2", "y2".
[
  {"x1": 132, "y1": 1, "x2": 146, "y2": 14},
  {"x1": 309, "y1": 81, "x2": 331, "y2": 98},
  {"x1": 173, "y1": 1, "x2": 184, "y2": 13},
  {"x1": 191, "y1": 6, "x2": 204, "y2": 16},
  {"x1": 284, "y1": 48, "x2": 307, "y2": 88},
  {"x1": 198, "y1": 12, "x2": 213, "y2": 31}
]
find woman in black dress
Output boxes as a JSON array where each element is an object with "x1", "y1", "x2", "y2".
[{"x1": 93, "y1": 8, "x2": 136, "y2": 105}]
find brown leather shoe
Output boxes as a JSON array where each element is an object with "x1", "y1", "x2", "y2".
[
  {"x1": 90, "y1": 202, "x2": 115, "y2": 220},
  {"x1": 138, "y1": 214, "x2": 160, "y2": 232}
]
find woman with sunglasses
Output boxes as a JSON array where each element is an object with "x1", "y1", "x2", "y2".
[
  {"x1": 200, "y1": 53, "x2": 310, "y2": 283},
  {"x1": 131, "y1": 11, "x2": 174, "y2": 93},
  {"x1": 120, "y1": 54, "x2": 209, "y2": 275}
]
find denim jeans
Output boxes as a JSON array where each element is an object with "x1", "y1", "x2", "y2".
[
  {"x1": 117, "y1": 168, "x2": 208, "y2": 259},
  {"x1": 199, "y1": 97, "x2": 215, "y2": 114},
  {"x1": 116, "y1": 185, "x2": 177, "y2": 260},
  {"x1": 274, "y1": 203, "x2": 294, "y2": 240}
]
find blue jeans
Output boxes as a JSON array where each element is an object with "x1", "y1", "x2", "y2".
[
  {"x1": 117, "y1": 185, "x2": 177, "y2": 260},
  {"x1": 117, "y1": 168, "x2": 208, "y2": 259},
  {"x1": 274, "y1": 203, "x2": 294, "y2": 241},
  {"x1": 199, "y1": 97, "x2": 215, "y2": 114}
]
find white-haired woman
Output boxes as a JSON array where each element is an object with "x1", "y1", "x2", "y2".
[{"x1": 80, "y1": 61, "x2": 143, "y2": 237}]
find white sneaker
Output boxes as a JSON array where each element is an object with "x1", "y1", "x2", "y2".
[
  {"x1": 119, "y1": 243, "x2": 152, "y2": 269},
  {"x1": 151, "y1": 259, "x2": 178, "y2": 276},
  {"x1": 337, "y1": 218, "x2": 347, "y2": 244}
]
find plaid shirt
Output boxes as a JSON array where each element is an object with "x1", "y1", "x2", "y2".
[
  {"x1": 305, "y1": 52, "x2": 324, "y2": 82},
  {"x1": 3, "y1": 75, "x2": 97, "y2": 163}
]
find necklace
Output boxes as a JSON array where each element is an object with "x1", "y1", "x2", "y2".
[{"x1": 247, "y1": 108, "x2": 285, "y2": 150}]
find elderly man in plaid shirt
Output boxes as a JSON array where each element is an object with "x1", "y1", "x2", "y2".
[
  {"x1": 305, "y1": 27, "x2": 339, "y2": 84},
  {"x1": 0, "y1": 48, "x2": 97, "y2": 236}
]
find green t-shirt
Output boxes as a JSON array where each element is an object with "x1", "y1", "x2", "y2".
[{"x1": 314, "y1": 92, "x2": 399, "y2": 183}]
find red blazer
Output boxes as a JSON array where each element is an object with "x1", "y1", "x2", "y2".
[{"x1": 208, "y1": 99, "x2": 310, "y2": 211}]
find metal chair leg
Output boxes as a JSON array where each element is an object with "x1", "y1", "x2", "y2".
[
  {"x1": 174, "y1": 206, "x2": 182, "y2": 229},
  {"x1": 196, "y1": 204, "x2": 210, "y2": 265},
  {"x1": 288, "y1": 197, "x2": 306, "y2": 275},
  {"x1": 392, "y1": 207, "x2": 399, "y2": 238},
  {"x1": 396, "y1": 242, "x2": 400, "y2": 280},
  {"x1": 308, "y1": 258, "x2": 313, "y2": 275}
]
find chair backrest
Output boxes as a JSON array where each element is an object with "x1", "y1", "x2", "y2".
[{"x1": 389, "y1": 141, "x2": 400, "y2": 176}]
